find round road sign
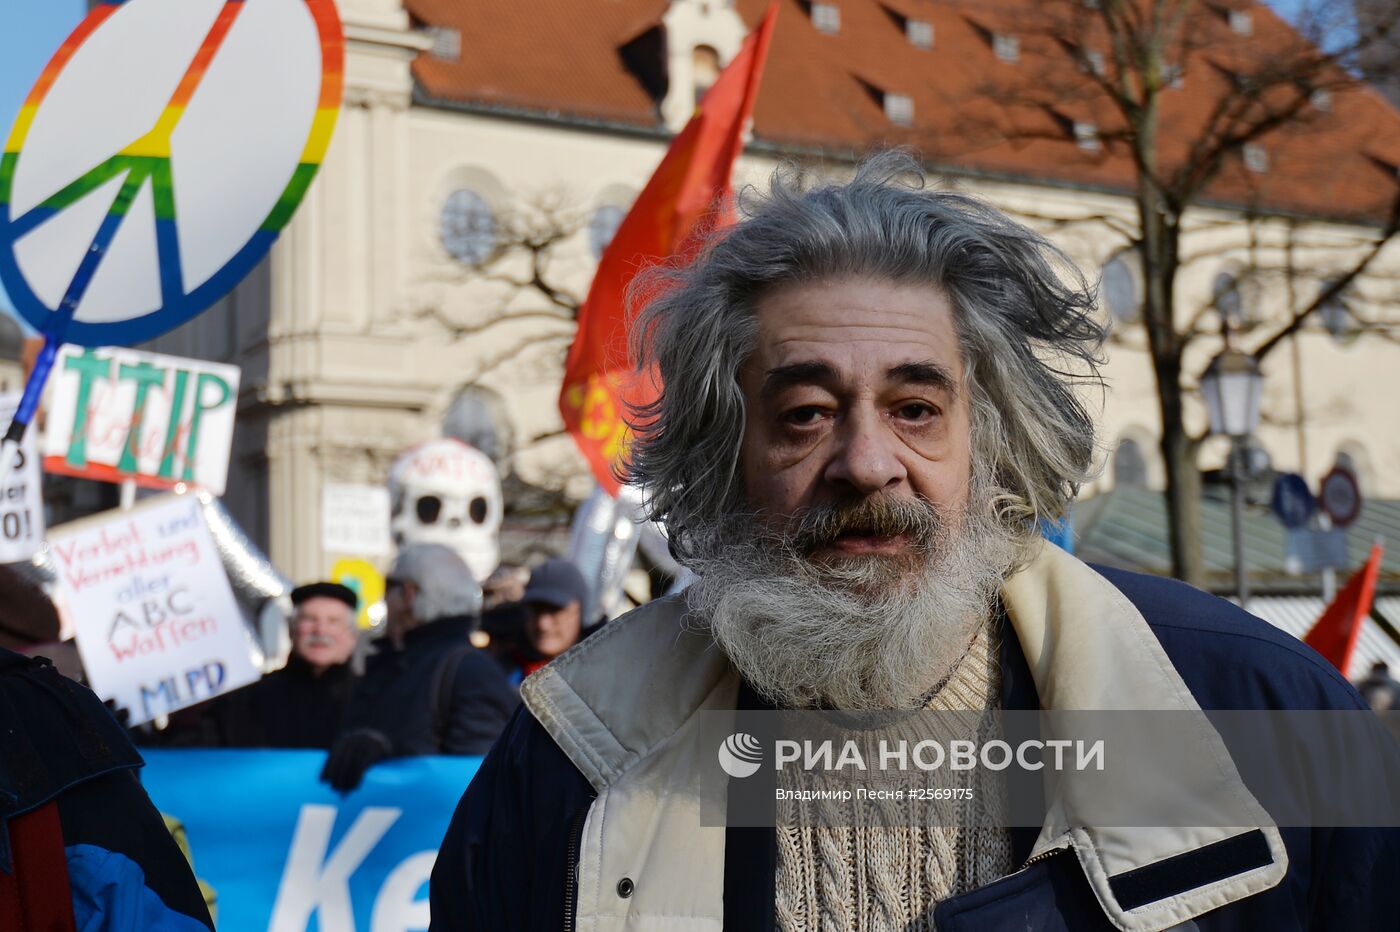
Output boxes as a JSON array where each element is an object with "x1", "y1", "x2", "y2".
[{"x1": 1319, "y1": 466, "x2": 1362, "y2": 528}]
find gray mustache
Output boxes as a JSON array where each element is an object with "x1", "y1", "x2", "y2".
[{"x1": 789, "y1": 497, "x2": 944, "y2": 553}]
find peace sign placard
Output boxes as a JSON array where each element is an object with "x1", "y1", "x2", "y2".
[{"x1": 0, "y1": 0, "x2": 343, "y2": 346}]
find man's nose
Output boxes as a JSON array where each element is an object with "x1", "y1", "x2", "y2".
[{"x1": 823, "y1": 408, "x2": 907, "y2": 495}]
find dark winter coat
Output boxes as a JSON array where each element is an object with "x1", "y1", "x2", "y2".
[
  {"x1": 429, "y1": 546, "x2": 1400, "y2": 931},
  {"x1": 219, "y1": 653, "x2": 356, "y2": 749},
  {"x1": 341, "y1": 615, "x2": 518, "y2": 756},
  {"x1": 0, "y1": 648, "x2": 213, "y2": 930}
]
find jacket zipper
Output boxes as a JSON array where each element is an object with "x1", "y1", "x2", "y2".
[
  {"x1": 1020, "y1": 843, "x2": 1069, "y2": 870},
  {"x1": 563, "y1": 805, "x2": 590, "y2": 932}
]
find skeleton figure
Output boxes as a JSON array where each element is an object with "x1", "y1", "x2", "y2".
[{"x1": 388, "y1": 439, "x2": 502, "y2": 583}]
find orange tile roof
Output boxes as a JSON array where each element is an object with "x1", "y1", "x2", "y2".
[{"x1": 407, "y1": 0, "x2": 1400, "y2": 223}]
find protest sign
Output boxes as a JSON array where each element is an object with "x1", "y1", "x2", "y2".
[
  {"x1": 49, "y1": 493, "x2": 259, "y2": 724},
  {"x1": 43, "y1": 345, "x2": 240, "y2": 495},
  {"x1": 0, "y1": 391, "x2": 44, "y2": 561},
  {"x1": 323, "y1": 483, "x2": 392, "y2": 557},
  {"x1": 142, "y1": 750, "x2": 481, "y2": 932}
]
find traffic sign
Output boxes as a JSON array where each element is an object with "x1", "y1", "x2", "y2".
[
  {"x1": 1270, "y1": 473, "x2": 1315, "y2": 529},
  {"x1": 1319, "y1": 466, "x2": 1362, "y2": 528}
]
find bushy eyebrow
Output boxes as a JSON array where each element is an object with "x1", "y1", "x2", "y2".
[
  {"x1": 761, "y1": 361, "x2": 838, "y2": 400},
  {"x1": 889, "y1": 361, "x2": 957, "y2": 397}
]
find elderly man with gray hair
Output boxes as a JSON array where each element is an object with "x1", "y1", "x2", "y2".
[
  {"x1": 321, "y1": 543, "x2": 517, "y2": 792},
  {"x1": 430, "y1": 155, "x2": 1397, "y2": 930}
]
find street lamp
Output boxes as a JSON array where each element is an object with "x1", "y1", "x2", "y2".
[{"x1": 1200, "y1": 346, "x2": 1263, "y2": 609}]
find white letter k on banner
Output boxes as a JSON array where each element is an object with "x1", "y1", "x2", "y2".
[{"x1": 268, "y1": 803, "x2": 402, "y2": 931}]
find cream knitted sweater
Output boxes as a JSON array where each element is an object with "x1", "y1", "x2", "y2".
[{"x1": 773, "y1": 622, "x2": 1013, "y2": 931}]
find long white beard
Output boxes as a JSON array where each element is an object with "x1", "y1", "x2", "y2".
[{"x1": 685, "y1": 496, "x2": 1023, "y2": 711}]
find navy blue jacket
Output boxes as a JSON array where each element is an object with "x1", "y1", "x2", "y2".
[
  {"x1": 0, "y1": 649, "x2": 213, "y2": 930},
  {"x1": 430, "y1": 569, "x2": 1400, "y2": 930}
]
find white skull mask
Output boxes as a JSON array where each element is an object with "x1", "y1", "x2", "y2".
[{"x1": 389, "y1": 439, "x2": 502, "y2": 582}]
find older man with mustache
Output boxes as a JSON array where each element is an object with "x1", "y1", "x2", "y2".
[
  {"x1": 429, "y1": 155, "x2": 1398, "y2": 931},
  {"x1": 222, "y1": 581, "x2": 360, "y2": 749}
]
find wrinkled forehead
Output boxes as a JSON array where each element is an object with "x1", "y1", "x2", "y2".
[{"x1": 745, "y1": 277, "x2": 965, "y2": 385}]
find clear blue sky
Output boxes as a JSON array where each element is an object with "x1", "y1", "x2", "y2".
[{"x1": 0, "y1": 0, "x2": 86, "y2": 325}]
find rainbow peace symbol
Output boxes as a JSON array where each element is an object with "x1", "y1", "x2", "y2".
[{"x1": 0, "y1": 0, "x2": 343, "y2": 346}]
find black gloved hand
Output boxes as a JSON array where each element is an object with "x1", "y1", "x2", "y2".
[{"x1": 320, "y1": 728, "x2": 394, "y2": 793}]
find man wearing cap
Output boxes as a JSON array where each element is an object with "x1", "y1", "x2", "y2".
[
  {"x1": 222, "y1": 581, "x2": 360, "y2": 749},
  {"x1": 507, "y1": 558, "x2": 594, "y2": 684}
]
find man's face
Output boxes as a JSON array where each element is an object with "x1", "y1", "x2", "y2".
[
  {"x1": 291, "y1": 597, "x2": 356, "y2": 672},
  {"x1": 526, "y1": 600, "x2": 582, "y2": 660},
  {"x1": 738, "y1": 277, "x2": 974, "y2": 564}
]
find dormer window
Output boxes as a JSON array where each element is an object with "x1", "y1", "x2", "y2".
[
  {"x1": 885, "y1": 92, "x2": 914, "y2": 125},
  {"x1": 1311, "y1": 87, "x2": 1332, "y2": 111},
  {"x1": 1074, "y1": 121, "x2": 1100, "y2": 151},
  {"x1": 994, "y1": 33, "x2": 1020, "y2": 63},
  {"x1": 1243, "y1": 143, "x2": 1269, "y2": 173},
  {"x1": 906, "y1": 19, "x2": 934, "y2": 49},
  {"x1": 1163, "y1": 62, "x2": 1184, "y2": 89},
  {"x1": 812, "y1": 2, "x2": 840, "y2": 34},
  {"x1": 1229, "y1": 10, "x2": 1252, "y2": 35},
  {"x1": 693, "y1": 45, "x2": 721, "y2": 107},
  {"x1": 1084, "y1": 50, "x2": 1105, "y2": 77}
]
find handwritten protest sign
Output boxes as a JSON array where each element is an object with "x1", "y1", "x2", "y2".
[
  {"x1": 50, "y1": 493, "x2": 258, "y2": 725},
  {"x1": 42, "y1": 345, "x2": 240, "y2": 494},
  {"x1": 0, "y1": 391, "x2": 45, "y2": 561}
]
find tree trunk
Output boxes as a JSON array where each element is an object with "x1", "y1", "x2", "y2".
[
  {"x1": 1159, "y1": 390, "x2": 1205, "y2": 586},
  {"x1": 1136, "y1": 172, "x2": 1205, "y2": 586}
]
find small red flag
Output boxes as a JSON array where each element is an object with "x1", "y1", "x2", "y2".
[
  {"x1": 559, "y1": 2, "x2": 778, "y2": 495},
  {"x1": 1304, "y1": 542, "x2": 1384, "y2": 678}
]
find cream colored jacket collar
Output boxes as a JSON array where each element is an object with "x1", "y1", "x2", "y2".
[{"x1": 522, "y1": 540, "x2": 1286, "y2": 932}]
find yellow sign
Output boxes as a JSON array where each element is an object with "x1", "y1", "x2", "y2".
[{"x1": 330, "y1": 557, "x2": 384, "y2": 630}]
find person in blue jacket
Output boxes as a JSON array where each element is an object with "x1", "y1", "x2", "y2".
[
  {"x1": 0, "y1": 646, "x2": 213, "y2": 930},
  {"x1": 430, "y1": 153, "x2": 1400, "y2": 931}
]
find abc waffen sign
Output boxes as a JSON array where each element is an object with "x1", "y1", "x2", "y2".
[
  {"x1": 50, "y1": 494, "x2": 260, "y2": 726},
  {"x1": 43, "y1": 346, "x2": 240, "y2": 495}
]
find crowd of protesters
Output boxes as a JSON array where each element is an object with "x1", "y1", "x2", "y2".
[{"x1": 0, "y1": 528, "x2": 600, "y2": 927}]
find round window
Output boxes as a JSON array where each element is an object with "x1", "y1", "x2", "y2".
[{"x1": 440, "y1": 189, "x2": 496, "y2": 265}]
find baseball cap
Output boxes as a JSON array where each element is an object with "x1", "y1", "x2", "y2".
[{"x1": 523, "y1": 559, "x2": 589, "y2": 610}]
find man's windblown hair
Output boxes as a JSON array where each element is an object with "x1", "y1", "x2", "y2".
[{"x1": 625, "y1": 151, "x2": 1107, "y2": 561}]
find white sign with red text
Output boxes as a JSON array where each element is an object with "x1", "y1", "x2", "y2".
[
  {"x1": 50, "y1": 494, "x2": 258, "y2": 725},
  {"x1": 42, "y1": 345, "x2": 241, "y2": 495}
]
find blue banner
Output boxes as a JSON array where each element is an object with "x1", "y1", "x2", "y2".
[{"x1": 142, "y1": 750, "x2": 482, "y2": 932}]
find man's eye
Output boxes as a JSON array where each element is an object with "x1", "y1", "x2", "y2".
[
  {"x1": 782, "y1": 406, "x2": 825, "y2": 426},
  {"x1": 896, "y1": 402, "x2": 938, "y2": 420}
]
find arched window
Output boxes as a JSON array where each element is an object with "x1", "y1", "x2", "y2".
[
  {"x1": 1101, "y1": 252, "x2": 1139, "y2": 324},
  {"x1": 440, "y1": 189, "x2": 496, "y2": 265},
  {"x1": 444, "y1": 386, "x2": 514, "y2": 465},
  {"x1": 1113, "y1": 438, "x2": 1148, "y2": 489}
]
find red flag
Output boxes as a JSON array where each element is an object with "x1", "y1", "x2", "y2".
[
  {"x1": 559, "y1": 2, "x2": 778, "y2": 494},
  {"x1": 1304, "y1": 542, "x2": 1384, "y2": 677}
]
